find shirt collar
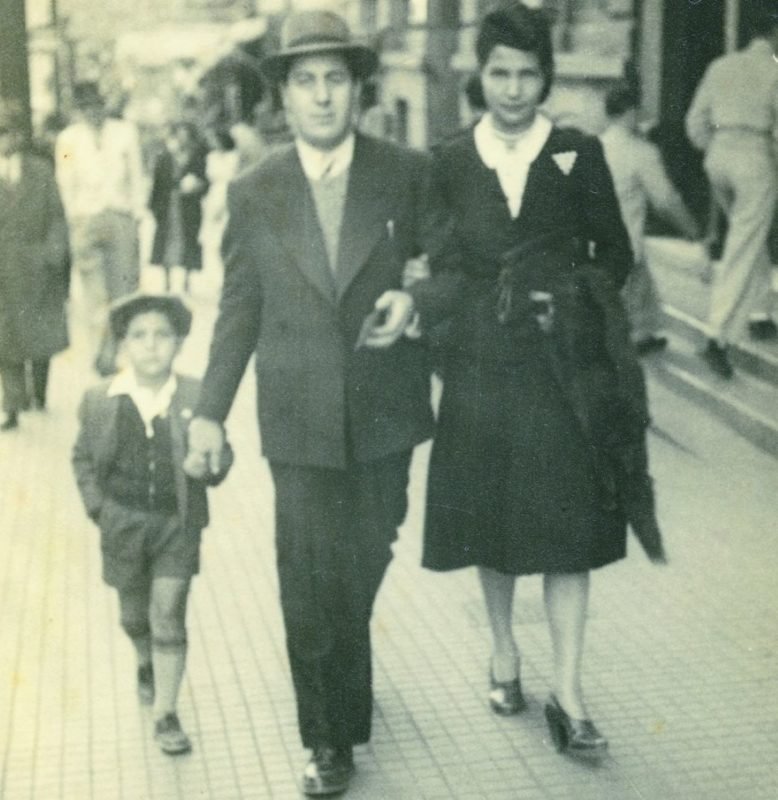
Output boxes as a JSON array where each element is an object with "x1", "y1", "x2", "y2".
[
  {"x1": 296, "y1": 133, "x2": 355, "y2": 181},
  {"x1": 474, "y1": 112, "x2": 552, "y2": 169},
  {"x1": 108, "y1": 370, "x2": 178, "y2": 436}
]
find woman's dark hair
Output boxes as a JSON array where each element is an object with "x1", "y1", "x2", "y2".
[
  {"x1": 464, "y1": 73, "x2": 486, "y2": 112},
  {"x1": 476, "y1": 2, "x2": 555, "y2": 102}
]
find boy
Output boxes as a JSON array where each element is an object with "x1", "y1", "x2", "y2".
[{"x1": 73, "y1": 293, "x2": 232, "y2": 755}]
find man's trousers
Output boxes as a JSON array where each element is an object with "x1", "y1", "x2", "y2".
[
  {"x1": 270, "y1": 449, "x2": 413, "y2": 749},
  {"x1": 704, "y1": 131, "x2": 776, "y2": 344}
]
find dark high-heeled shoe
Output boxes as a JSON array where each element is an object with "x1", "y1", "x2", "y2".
[
  {"x1": 544, "y1": 694, "x2": 608, "y2": 758},
  {"x1": 488, "y1": 662, "x2": 526, "y2": 715}
]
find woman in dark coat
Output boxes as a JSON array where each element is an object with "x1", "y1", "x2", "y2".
[
  {"x1": 149, "y1": 121, "x2": 208, "y2": 293},
  {"x1": 0, "y1": 101, "x2": 69, "y2": 430},
  {"x1": 400, "y1": 3, "x2": 664, "y2": 758}
]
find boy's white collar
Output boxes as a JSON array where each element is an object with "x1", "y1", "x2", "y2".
[{"x1": 108, "y1": 370, "x2": 178, "y2": 437}]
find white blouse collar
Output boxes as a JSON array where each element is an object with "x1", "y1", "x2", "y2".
[{"x1": 474, "y1": 112, "x2": 552, "y2": 169}]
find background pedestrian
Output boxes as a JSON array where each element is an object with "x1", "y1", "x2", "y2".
[
  {"x1": 148, "y1": 121, "x2": 209, "y2": 294},
  {"x1": 601, "y1": 82, "x2": 701, "y2": 355},
  {"x1": 0, "y1": 99, "x2": 70, "y2": 431},
  {"x1": 55, "y1": 82, "x2": 146, "y2": 375},
  {"x1": 685, "y1": 8, "x2": 778, "y2": 377}
]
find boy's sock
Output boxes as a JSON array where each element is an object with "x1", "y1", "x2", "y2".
[{"x1": 151, "y1": 641, "x2": 187, "y2": 720}]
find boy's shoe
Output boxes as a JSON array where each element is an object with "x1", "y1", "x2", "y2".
[
  {"x1": 302, "y1": 745, "x2": 354, "y2": 796},
  {"x1": 137, "y1": 664, "x2": 154, "y2": 705},
  {"x1": 154, "y1": 712, "x2": 192, "y2": 755}
]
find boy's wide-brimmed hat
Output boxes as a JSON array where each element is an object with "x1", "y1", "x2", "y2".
[
  {"x1": 261, "y1": 10, "x2": 378, "y2": 84},
  {"x1": 109, "y1": 292, "x2": 192, "y2": 340}
]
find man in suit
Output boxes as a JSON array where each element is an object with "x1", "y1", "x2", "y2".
[{"x1": 184, "y1": 10, "x2": 451, "y2": 796}]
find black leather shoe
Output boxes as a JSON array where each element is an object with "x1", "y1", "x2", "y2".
[
  {"x1": 1, "y1": 412, "x2": 19, "y2": 431},
  {"x1": 748, "y1": 319, "x2": 778, "y2": 341},
  {"x1": 635, "y1": 335, "x2": 668, "y2": 356},
  {"x1": 302, "y1": 746, "x2": 354, "y2": 796},
  {"x1": 702, "y1": 340, "x2": 734, "y2": 379},
  {"x1": 545, "y1": 695, "x2": 608, "y2": 760},
  {"x1": 489, "y1": 662, "x2": 526, "y2": 715}
]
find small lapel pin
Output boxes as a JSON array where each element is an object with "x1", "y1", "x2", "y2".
[{"x1": 552, "y1": 151, "x2": 578, "y2": 176}]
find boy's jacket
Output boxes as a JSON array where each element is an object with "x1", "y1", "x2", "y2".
[{"x1": 72, "y1": 374, "x2": 232, "y2": 531}]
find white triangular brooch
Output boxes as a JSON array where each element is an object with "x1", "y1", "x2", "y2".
[{"x1": 552, "y1": 151, "x2": 577, "y2": 176}]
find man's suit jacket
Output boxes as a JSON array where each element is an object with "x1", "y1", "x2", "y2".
[
  {"x1": 196, "y1": 134, "x2": 453, "y2": 469},
  {"x1": 73, "y1": 375, "x2": 232, "y2": 531}
]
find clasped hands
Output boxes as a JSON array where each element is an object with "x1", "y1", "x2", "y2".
[
  {"x1": 360, "y1": 254, "x2": 431, "y2": 349},
  {"x1": 183, "y1": 417, "x2": 225, "y2": 479}
]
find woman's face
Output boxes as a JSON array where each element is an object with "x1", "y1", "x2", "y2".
[{"x1": 480, "y1": 45, "x2": 545, "y2": 135}]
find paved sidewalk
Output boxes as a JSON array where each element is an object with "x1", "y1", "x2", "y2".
[{"x1": 1, "y1": 275, "x2": 777, "y2": 799}]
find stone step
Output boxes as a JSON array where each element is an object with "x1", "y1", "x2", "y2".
[
  {"x1": 661, "y1": 303, "x2": 778, "y2": 388},
  {"x1": 644, "y1": 336, "x2": 778, "y2": 459}
]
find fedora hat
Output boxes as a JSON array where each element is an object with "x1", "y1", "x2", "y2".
[
  {"x1": 262, "y1": 10, "x2": 378, "y2": 84},
  {"x1": 109, "y1": 292, "x2": 192, "y2": 340}
]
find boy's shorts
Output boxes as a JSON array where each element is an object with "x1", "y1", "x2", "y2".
[{"x1": 98, "y1": 496, "x2": 201, "y2": 591}]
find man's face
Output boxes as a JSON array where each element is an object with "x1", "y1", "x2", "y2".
[{"x1": 281, "y1": 53, "x2": 360, "y2": 151}]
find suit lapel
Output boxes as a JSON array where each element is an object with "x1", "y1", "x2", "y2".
[
  {"x1": 335, "y1": 136, "x2": 393, "y2": 300},
  {"x1": 274, "y1": 149, "x2": 337, "y2": 304}
]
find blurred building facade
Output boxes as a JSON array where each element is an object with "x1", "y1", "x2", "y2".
[{"x1": 10, "y1": 0, "x2": 770, "y2": 214}]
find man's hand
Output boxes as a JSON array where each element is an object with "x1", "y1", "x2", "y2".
[
  {"x1": 184, "y1": 417, "x2": 225, "y2": 479},
  {"x1": 362, "y1": 290, "x2": 416, "y2": 349}
]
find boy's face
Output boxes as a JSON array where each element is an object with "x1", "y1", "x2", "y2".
[{"x1": 121, "y1": 311, "x2": 181, "y2": 384}]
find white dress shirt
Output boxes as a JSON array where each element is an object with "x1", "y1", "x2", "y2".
[
  {"x1": 474, "y1": 112, "x2": 553, "y2": 219},
  {"x1": 685, "y1": 37, "x2": 778, "y2": 150},
  {"x1": 55, "y1": 118, "x2": 146, "y2": 220},
  {"x1": 600, "y1": 124, "x2": 685, "y2": 263},
  {"x1": 296, "y1": 133, "x2": 355, "y2": 181}
]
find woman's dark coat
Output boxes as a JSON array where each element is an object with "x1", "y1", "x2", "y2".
[
  {"x1": 411, "y1": 126, "x2": 665, "y2": 564},
  {"x1": 149, "y1": 145, "x2": 208, "y2": 271},
  {"x1": 0, "y1": 154, "x2": 69, "y2": 362}
]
